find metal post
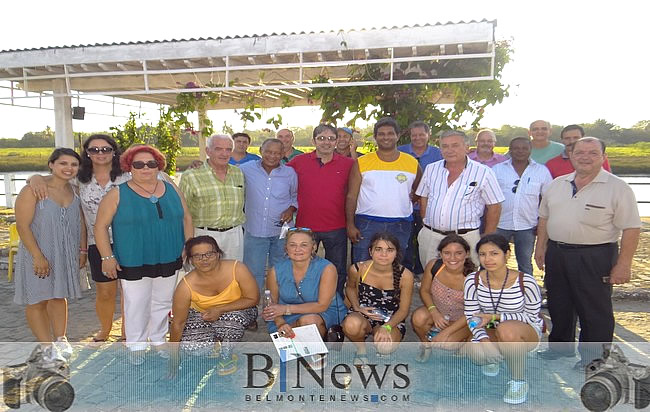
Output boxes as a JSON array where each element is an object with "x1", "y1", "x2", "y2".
[{"x1": 4, "y1": 173, "x2": 15, "y2": 209}]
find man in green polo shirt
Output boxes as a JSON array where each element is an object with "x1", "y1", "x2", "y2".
[
  {"x1": 179, "y1": 134, "x2": 246, "y2": 260},
  {"x1": 277, "y1": 128, "x2": 303, "y2": 163}
]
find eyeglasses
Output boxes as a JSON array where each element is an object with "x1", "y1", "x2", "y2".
[
  {"x1": 512, "y1": 179, "x2": 520, "y2": 193},
  {"x1": 132, "y1": 160, "x2": 159, "y2": 169},
  {"x1": 87, "y1": 146, "x2": 114, "y2": 155},
  {"x1": 191, "y1": 251, "x2": 218, "y2": 261},
  {"x1": 314, "y1": 135, "x2": 337, "y2": 142}
]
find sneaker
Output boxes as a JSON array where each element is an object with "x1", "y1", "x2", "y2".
[
  {"x1": 503, "y1": 380, "x2": 528, "y2": 404},
  {"x1": 127, "y1": 350, "x2": 146, "y2": 366},
  {"x1": 481, "y1": 363, "x2": 500, "y2": 377},
  {"x1": 54, "y1": 337, "x2": 73, "y2": 359},
  {"x1": 217, "y1": 353, "x2": 239, "y2": 376},
  {"x1": 42, "y1": 344, "x2": 67, "y2": 365}
]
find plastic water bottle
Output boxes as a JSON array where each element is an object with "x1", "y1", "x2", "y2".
[
  {"x1": 263, "y1": 290, "x2": 273, "y2": 309},
  {"x1": 427, "y1": 315, "x2": 451, "y2": 341},
  {"x1": 369, "y1": 307, "x2": 391, "y2": 322},
  {"x1": 468, "y1": 315, "x2": 482, "y2": 330}
]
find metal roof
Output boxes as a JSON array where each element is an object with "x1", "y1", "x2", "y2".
[{"x1": 0, "y1": 20, "x2": 496, "y2": 109}]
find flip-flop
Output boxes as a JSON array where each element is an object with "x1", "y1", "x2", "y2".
[
  {"x1": 217, "y1": 354, "x2": 239, "y2": 376},
  {"x1": 92, "y1": 336, "x2": 107, "y2": 342},
  {"x1": 415, "y1": 345, "x2": 432, "y2": 363}
]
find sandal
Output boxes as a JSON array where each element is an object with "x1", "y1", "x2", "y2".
[
  {"x1": 416, "y1": 345, "x2": 432, "y2": 363},
  {"x1": 217, "y1": 354, "x2": 239, "y2": 376},
  {"x1": 92, "y1": 337, "x2": 107, "y2": 342},
  {"x1": 353, "y1": 353, "x2": 369, "y2": 367}
]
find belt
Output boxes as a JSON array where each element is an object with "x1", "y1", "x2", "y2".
[
  {"x1": 548, "y1": 239, "x2": 615, "y2": 249},
  {"x1": 199, "y1": 226, "x2": 235, "y2": 232},
  {"x1": 423, "y1": 224, "x2": 478, "y2": 236}
]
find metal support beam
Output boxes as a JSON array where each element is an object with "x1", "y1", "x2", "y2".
[{"x1": 53, "y1": 79, "x2": 74, "y2": 148}]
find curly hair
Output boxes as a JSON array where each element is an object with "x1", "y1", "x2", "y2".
[
  {"x1": 78, "y1": 134, "x2": 123, "y2": 183},
  {"x1": 120, "y1": 145, "x2": 166, "y2": 172}
]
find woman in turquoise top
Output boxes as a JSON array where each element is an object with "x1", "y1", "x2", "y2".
[
  {"x1": 262, "y1": 228, "x2": 347, "y2": 338},
  {"x1": 95, "y1": 145, "x2": 193, "y2": 365}
]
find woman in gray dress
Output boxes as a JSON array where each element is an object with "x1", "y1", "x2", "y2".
[{"x1": 14, "y1": 148, "x2": 86, "y2": 357}]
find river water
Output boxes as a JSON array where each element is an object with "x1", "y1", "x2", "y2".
[{"x1": 2, "y1": 172, "x2": 649, "y2": 216}]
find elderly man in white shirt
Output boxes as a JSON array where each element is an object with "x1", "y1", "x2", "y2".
[
  {"x1": 416, "y1": 130, "x2": 504, "y2": 266},
  {"x1": 493, "y1": 137, "x2": 552, "y2": 275}
]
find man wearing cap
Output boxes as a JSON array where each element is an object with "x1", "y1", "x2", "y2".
[
  {"x1": 535, "y1": 137, "x2": 640, "y2": 368},
  {"x1": 416, "y1": 130, "x2": 504, "y2": 266},
  {"x1": 346, "y1": 117, "x2": 421, "y2": 263},
  {"x1": 397, "y1": 120, "x2": 443, "y2": 274},
  {"x1": 179, "y1": 134, "x2": 246, "y2": 260},
  {"x1": 288, "y1": 124, "x2": 354, "y2": 293},
  {"x1": 336, "y1": 127, "x2": 363, "y2": 159},
  {"x1": 468, "y1": 128, "x2": 507, "y2": 167},
  {"x1": 277, "y1": 128, "x2": 303, "y2": 163},
  {"x1": 529, "y1": 120, "x2": 565, "y2": 164},
  {"x1": 545, "y1": 124, "x2": 612, "y2": 178}
]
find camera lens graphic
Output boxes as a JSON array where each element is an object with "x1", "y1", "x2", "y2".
[{"x1": 580, "y1": 372, "x2": 623, "y2": 412}]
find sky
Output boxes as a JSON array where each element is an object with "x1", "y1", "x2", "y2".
[{"x1": 0, "y1": 0, "x2": 649, "y2": 139}]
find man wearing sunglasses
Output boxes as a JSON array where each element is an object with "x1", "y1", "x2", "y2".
[
  {"x1": 179, "y1": 134, "x2": 246, "y2": 260},
  {"x1": 287, "y1": 124, "x2": 355, "y2": 294},
  {"x1": 492, "y1": 137, "x2": 552, "y2": 275}
]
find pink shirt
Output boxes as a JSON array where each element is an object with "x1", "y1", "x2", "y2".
[{"x1": 468, "y1": 150, "x2": 507, "y2": 168}]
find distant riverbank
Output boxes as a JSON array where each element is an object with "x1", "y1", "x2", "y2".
[{"x1": 1, "y1": 145, "x2": 649, "y2": 175}]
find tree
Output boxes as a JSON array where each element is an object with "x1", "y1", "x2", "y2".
[{"x1": 309, "y1": 40, "x2": 513, "y2": 143}]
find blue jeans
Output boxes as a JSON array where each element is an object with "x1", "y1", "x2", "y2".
[
  {"x1": 496, "y1": 227, "x2": 536, "y2": 275},
  {"x1": 313, "y1": 228, "x2": 348, "y2": 295},
  {"x1": 352, "y1": 216, "x2": 411, "y2": 264},
  {"x1": 243, "y1": 232, "x2": 286, "y2": 292}
]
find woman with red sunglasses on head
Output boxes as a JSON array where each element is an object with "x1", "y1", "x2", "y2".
[{"x1": 95, "y1": 145, "x2": 193, "y2": 365}]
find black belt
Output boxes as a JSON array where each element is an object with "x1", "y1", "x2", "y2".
[
  {"x1": 423, "y1": 224, "x2": 478, "y2": 236},
  {"x1": 549, "y1": 239, "x2": 615, "y2": 249},
  {"x1": 200, "y1": 226, "x2": 234, "y2": 232}
]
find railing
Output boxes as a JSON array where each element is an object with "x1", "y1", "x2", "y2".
[{"x1": 0, "y1": 173, "x2": 26, "y2": 208}]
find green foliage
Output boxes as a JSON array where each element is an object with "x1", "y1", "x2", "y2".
[
  {"x1": 110, "y1": 113, "x2": 149, "y2": 151},
  {"x1": 310, "y1": 40, "x2": 513, "y2": 144},
  {"x1": 168, "y1": 82, "x2": 221, "y2": 137}
]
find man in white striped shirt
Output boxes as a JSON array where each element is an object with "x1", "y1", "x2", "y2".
[
  {"x1": 493, "y1": 137, "x2": 552, "y2": 275},
  {"x1": 416, "y1": 130, "x2": 504, "y2": 266}
]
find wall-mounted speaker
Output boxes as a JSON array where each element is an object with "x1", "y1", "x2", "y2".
[{"x1": 72, "y1": 106, "x2": 85, "y2": 120}]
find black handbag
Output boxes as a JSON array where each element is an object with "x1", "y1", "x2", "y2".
[{"x1": 326, "y1": 294, "x2": 345, "y2": 351}]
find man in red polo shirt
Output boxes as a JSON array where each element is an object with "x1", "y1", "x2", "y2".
[
  {"x1": 546, "y1": 124, "x2": 611, "y2": 178},
  {"x1": 288, "y1": 124, "x2": 354, "y2": 293}
]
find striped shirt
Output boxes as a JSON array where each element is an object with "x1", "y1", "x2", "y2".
[
  {"x1": 179, "y1": 163, "x2": 245, "y2": 228},
  {"x1": 356, "y1": 152, "x2": 419, "y2": 219},
  {"x1": 416, "y1": 158, "x2": 504, "y2": 231},
  {"x1": 464, "y1": 271, "x2": 543, "y2": 342},
  {"x1": 493, "y1": 159, "x2": 553, "y2": 231}
]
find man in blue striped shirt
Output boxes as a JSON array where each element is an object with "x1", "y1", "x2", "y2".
[{"x1": 416, "y1": 130, "x2": 504, "y2": 266}]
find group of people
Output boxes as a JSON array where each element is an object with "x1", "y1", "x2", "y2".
[{"x1": 11, "y1": 116, "x2": 640, "y2": 405}]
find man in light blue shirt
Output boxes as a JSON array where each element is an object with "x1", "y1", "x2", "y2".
[
  {"x1": 240, "y1": 138, "x2": 298, "y2": 292},
  {"x1": 397, "y1": 121, "x2": 443, "y2": 274}
]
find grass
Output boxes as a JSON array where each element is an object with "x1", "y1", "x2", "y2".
[{"x1": 1, "y1": 146, "x2": 649, "y2": 175}]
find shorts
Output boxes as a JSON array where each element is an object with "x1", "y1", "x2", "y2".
[{"x1": 88, "y1": 244, "x2": 119, "y2": 283}]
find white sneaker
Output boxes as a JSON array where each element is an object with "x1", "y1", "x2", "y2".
[
  {"x1": 481, "y1": 363, "x2": 499, "y2": 377},
  {"x1": 503, "y1": 380, "x2": 528, "y2": 404},
  {"x1": 42, "y1": 344, "x2": 67, "y2": 365},
  {"x1": 54, "y1": 336, "x2": 73, "y2": 359}
]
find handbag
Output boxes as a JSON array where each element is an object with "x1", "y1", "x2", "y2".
[{"x1": 326, "y1": 293, "x2": 345, "y2": 350}]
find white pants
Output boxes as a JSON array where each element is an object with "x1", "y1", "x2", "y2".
[
  {"x1": 194, "y1": 225, "x2": 244, "y2": 261},
  {"x1": 121, "y1": 274, "x2": 177, "y2": 351},
  {"x1": 418, "y1": 227, "x2": 481, "y2": 268}
]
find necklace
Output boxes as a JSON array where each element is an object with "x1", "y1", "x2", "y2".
[
  {"x1": 485, "y1": 268, "x2": 509, "y2": 313},
  {"x1": 131, "y1": 180, "x2": 159, "y2": 203}
]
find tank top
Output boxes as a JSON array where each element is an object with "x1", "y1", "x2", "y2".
[
  {"x1": 428, "y1": 262, "x2": 464, "y2": 322},
  {"x1": 182, "y1": 261, "x2": 242, "y2": 312}
]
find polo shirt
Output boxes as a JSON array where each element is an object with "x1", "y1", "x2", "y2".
[
  {"x1": 539, "y1": 169, "x2": 641, "y2": 244},
  {"x1": 229, "y1": 152, "x2": 260, "y2": 166},
  {"x1": 416, "y1": 157, "x2": 505, "y2": 231},
  {"x1": 281, "y1": 147, "x2": 304, "y2": 164},
  {"x1": 493, "y1": 159, "x2": 552, "y2": 231},
  {"x1": 397, "y1": 143, "x2": 443, "y2": 169},
  {"x1": 287, "y1": 151, "x2": 354, "y2": 232},
  {"x1": 179, "y1": 163, "x2": 245, "y2": 228},
  {"x1": 357, "y1": 151, "x2": 419, "y2": 219},
  {"x1": 240, "y1": 160, "x2": 298, "y2": 238},
  {"x1": 531, "y1": 141, "x2": 565, "y2": 164},
  {"x1": 468, "y1": 150, "x2": 508, "y2": 167},
  {"x1": 545, "y1": 151, "x2": 612, "y2": 178}
]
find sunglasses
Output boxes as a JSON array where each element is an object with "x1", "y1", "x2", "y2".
[
  {"x1": 288, "y1": 227, "x2": 312, "y2": 233},
  {"x1": 314, "y1": 135, "x2": 337, "y2": 142},
  {"x1": 132, "y1": 160, "x2": 159, "y2": 169},
  {"x1": 512, "y1": 179, "x2": 520, "y2": 193},
  {"x1": 191, "y1": 251, "x2": 218, "y2": 261},
  {"x1": 87, "y1": 146, "x2": 114, "y2": 155}
]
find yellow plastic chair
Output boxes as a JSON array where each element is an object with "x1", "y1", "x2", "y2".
[{"x1": 8, "y1": 222, "x2": 19, "y2": 282}]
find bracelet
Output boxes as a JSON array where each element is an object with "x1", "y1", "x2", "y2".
[
  {"x1": 100, "y1": 255, "x2": 115, "y2": 261},
  {"x1": 285, "y1": 305, "x2": 292, "y2": 316},
  {"x1": 427, "y1": 304, "x2": 436, "y2": 312},
  {"x1": 491, "y1": 314, "x2": 498, "y2": 324},
  {"x1": 382, "y1": 324, "x2": 392, "y2": 333},
  {"x1": 79, "y1": 251, "x2": 88, "y2": 255},
  {"x1": 79, "y1": 248, "x2": 88, "y2": 252}
]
